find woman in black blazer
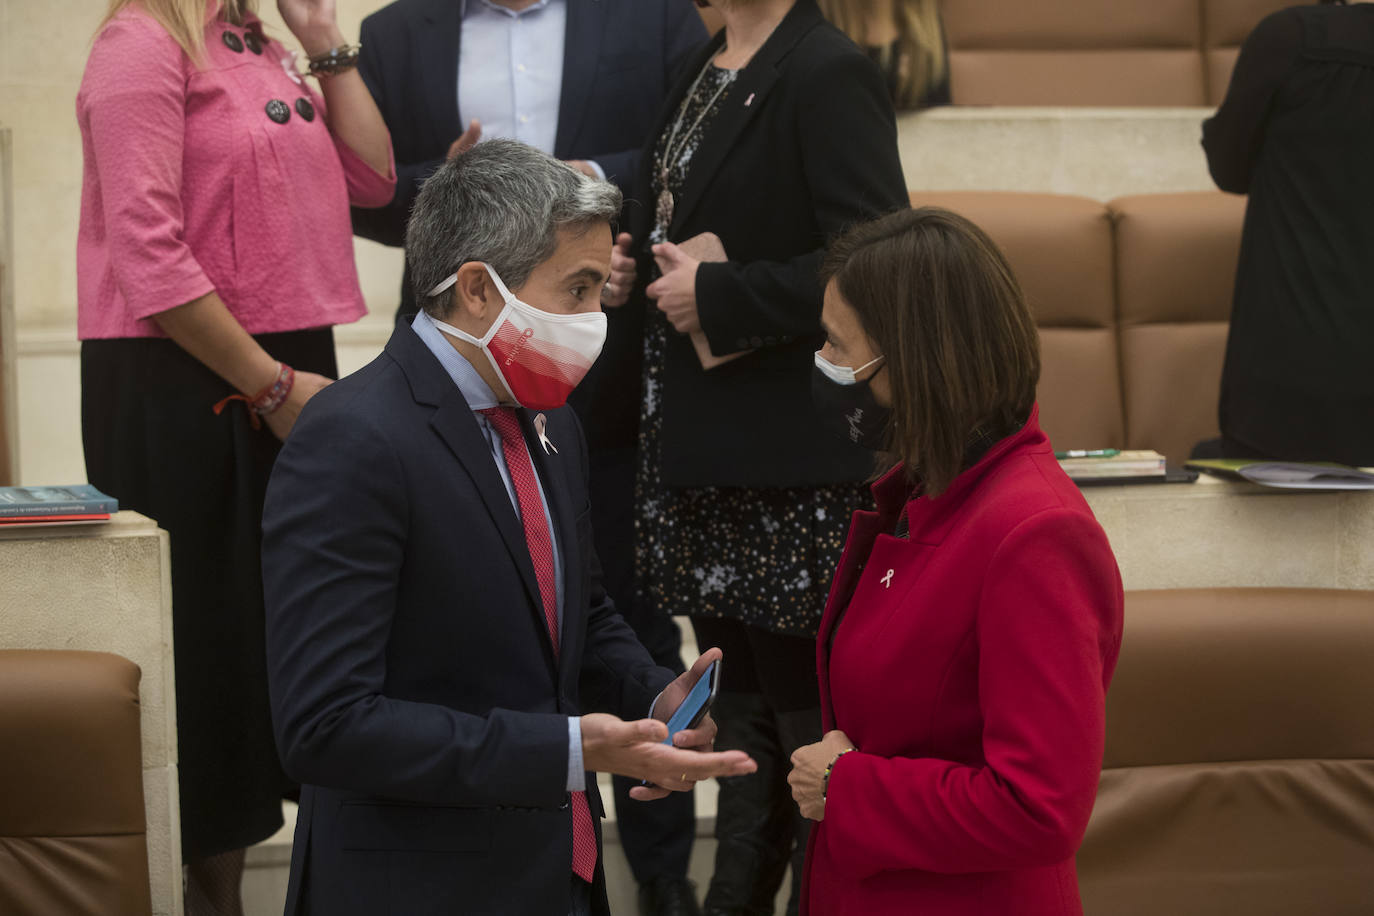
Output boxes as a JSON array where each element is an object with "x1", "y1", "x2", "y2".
[{"x1": 606, "y1": 0, "x2": 908, "y2": 910}]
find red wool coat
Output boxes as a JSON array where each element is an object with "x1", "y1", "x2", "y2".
[{"x1": 803, "y1": 406, "x2": 1124, "y2": 915}]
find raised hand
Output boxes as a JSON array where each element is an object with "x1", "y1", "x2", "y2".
[
  {"x1": 602, "y1": 233, "x2": 636, "y2": 308},
  {"x1": 646, "y1": 241, "x2": 702, "y2": 334},
  {"x1": 276, "y1": 0, "x2": 344, "y2": 56},
  {"x1": 581, "y1": 679, "x2": 756, "y2": 803},
  {"x1": 448, "y1": 120, "x2": 482, "y2": 160}
]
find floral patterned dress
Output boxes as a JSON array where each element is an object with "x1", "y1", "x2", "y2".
[{"x1": 634, "y1": 63, "x2": 871, "y2": 639}]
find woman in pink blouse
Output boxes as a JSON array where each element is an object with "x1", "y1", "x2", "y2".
[{"x1": 77, "y1": 0, "x2": 393, "y2": 910}]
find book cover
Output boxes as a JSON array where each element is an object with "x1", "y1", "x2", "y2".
[
  {"x1": 0, "y1": 514, "x2": 112, "y2": 528},
  {"x1": 0, "y1": 485, "x2": 119, "y2": 518},
  {"x1": 1185, "y1": 459, "x2": 1374, "y2": 490},
  {"x1": 1059, "y1": 450, "x2": 1167, "y2": 479}
]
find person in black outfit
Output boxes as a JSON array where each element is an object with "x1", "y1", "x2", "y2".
[
  {"x1": 588, "y1": 0, "x2": 909, "y2": 911},
  {"x1": 1200, "y1": 0, "x2": 1374, "y2": 467}
]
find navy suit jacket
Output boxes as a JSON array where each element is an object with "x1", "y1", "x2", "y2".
[
  {"x1": 350, "y1": 0, "x2": 708, "y2": 315},
  {"x1": 263, "y1": 323, "x2": 675, "y2": 915}
]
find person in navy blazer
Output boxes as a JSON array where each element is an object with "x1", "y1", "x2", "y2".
[
  {"x1": 263, "y1": 141, "x2": 754, "y2": 916},
  {"x1": 348, "y1": 6, "x2": 711, "y2": 907},
  {"x1": 350, "y1": 0, "x2": 708, "y2": 319}
]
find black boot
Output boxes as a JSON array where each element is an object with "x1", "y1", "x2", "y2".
[
  {"x1": 701, "y1": 692, "x2": 792, "y2": 916},
  {"x1": 639, "y1": 875, "x2": 703, "y2": 916},
  {"x1": 774, "y1": 708, "x2": 824, "y2": 916}
]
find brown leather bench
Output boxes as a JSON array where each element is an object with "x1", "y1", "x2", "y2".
[
  {"x1": 908, "y1": 189, "x2": 1245, "y2": 463},
  {"x1": 699, "y1": 1, "x2": 1290, "y2": 105},
  {"x1": 0, "y1": 650, "x2": 152, "y2": 915},
  {"x1": 935, "y1": 0, "x2": 1291, "y2": 105},
  {"x1": 1081, "y1": 588, "x2": 1374, "y2": 914}
]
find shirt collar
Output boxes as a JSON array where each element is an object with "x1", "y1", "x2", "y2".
[
  {"x1": 411, "y1": 311, "x2": 504, "y2": 411},
  {"x1": 462, "y1": 0, "x2": 557, "y2": 19}
]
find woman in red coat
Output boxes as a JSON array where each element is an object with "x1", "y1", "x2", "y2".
[{"x1": 789, "y1": 208, "x2": 1124, "y2": 915}]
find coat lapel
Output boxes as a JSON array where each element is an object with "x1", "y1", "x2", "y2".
[
  {"x1": 552, "y1": 0, "x2": 608, "y2": 159},
  {"x1": 628, "y1": 34, "x2": 723, "y2": 243},
  {"x1": 386, "y1": 327, "x2": 558, "y2": 670},
  {"x1": 665, "y1": 0, "x2": 823, "y2": 237},
  {"x1": 419, "y1": 0, "x2": 464, "y2": 152}
]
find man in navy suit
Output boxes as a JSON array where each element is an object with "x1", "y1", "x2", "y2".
[
  {"x1": 351, "y1": 0, "x2": 707, "y2": 320},
  {"x1": 351, "y1": 6, "x2": 710, "y2": 910},
  {"x1": 263, "y1": 140, "x2": 753, "y2": 916}
]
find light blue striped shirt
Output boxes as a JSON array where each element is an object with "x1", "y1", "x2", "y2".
[{"x1": 456, "y1": 0, "x2": 606, "y2": 179}]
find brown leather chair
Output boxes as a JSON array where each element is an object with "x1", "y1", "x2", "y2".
[
  {"x1": 1081, "y1": 588, "x2": 1374, "y2": 915},
  {"x1": 1110, "y1": 192, "x2": 1245, "y2": 464},
  {"x1": 940, "y1": 0, "x2": 1207, "y2": 105},
  {"x1": 1203, "y1": 0, "x2": 1296, "y2": 104},
  {"x1": 909, "y1": 190, "x2": 1125, "y2": 452},
  {"x1": 0, "y1": 650, "x2": 152, "y2": 915}
]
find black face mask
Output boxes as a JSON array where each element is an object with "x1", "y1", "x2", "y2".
[{"x1": 811, "y1": 362, "x2": 893, "y2": 452}]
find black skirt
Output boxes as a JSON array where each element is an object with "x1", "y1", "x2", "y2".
[{"x1": 81, "y1": 328, "x2": 337, "y2": 861}]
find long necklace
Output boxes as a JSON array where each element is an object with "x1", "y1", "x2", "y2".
[{"x1": 656, "y1": 56, "x2": 737, "y2": 229}]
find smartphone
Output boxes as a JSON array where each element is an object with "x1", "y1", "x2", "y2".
[{"x1": 662, "y1": 659, "x2": 720, "y2": 746}]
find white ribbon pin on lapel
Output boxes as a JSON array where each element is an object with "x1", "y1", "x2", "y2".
[
  {"x1": 534, "y1": 413, "x2": 558, "y2": 455},
  {"x1": 881, "y1": 569, "x2": 895, "y2": 589}
]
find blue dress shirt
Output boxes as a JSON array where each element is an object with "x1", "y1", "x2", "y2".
[
  {"x1": 411, "y1": 311, "x2": 585, "y2": 791},
  {"x1": 457, "y1": 0, "x2": 606, "y2": 179}
]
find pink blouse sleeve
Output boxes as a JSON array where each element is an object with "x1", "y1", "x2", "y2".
[
  {"x1": 80, "y1": 17, "x2": 215, "y2": 320},
  {"x1": 316, "y1": 91, "x2": 397, "y2": 210}
]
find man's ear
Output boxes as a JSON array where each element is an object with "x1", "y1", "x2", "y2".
[{"x1": 453, "y1": 262, "x2": 495, "y2": 322}]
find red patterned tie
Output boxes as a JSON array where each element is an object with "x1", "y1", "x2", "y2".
[{"x1": 480, "y1": 407, "x2": 597, "y2": 883}]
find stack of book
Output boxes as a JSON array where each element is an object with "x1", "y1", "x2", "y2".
[
  {"x1": 0, "y1": 485, "x2": 118, "y2": 528},
  {"x1": 1057, "y1": 449, "x2": 1167, "y2": 483}
]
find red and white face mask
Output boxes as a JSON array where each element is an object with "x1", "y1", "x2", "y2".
[{"x1": 428, "y1": 263, "x2": 607, "y2": 410}]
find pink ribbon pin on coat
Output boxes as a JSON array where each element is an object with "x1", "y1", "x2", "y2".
[{"x1": 534, "y1": 413, "x2": 558, "y2": 454}]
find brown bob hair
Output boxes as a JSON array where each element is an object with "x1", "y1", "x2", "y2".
[{"x1": 821, "y1": 207, "x2": 1040, "y2": 497}]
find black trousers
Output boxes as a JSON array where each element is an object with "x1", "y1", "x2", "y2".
[
  {"x1": 689, "y1": 617, "x2": 821, "y2": 915},
  {"x1": 590, "y1": 448, "x2": 696, "y2": 882},
  {"x1": 81, "y1": 329, "x2": 335, "y2": 860},
  {"x1": 688, "y1": 618, "x2": 819, "y2": 713}
]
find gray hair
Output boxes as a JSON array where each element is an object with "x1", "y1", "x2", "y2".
[{"x1": 406, "y1": 138, "x2": 624, "y2": 318}]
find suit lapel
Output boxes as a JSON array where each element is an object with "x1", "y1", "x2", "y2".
[
  {"x1": 666, "y1": 0, "x2": 822, "y2": 236},
  {"x1": 552, "y1": 0, "x2": 607, "y2": 159},
  {"x1": 667, "y1": 64, "x2": 779, "y2": 237},
  {"x1": 419, "y1": 0, "x2": 464, "y2": 152},
  {"x1": 429, "y1": 399, "x2": 559, "y2": 667},
  {"x1": 387, "y1": 326, "x2": 557, "y2": 669}
]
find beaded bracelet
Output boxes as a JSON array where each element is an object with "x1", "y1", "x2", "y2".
[
  {"x1": 252, "y1": 362, "x2": 295, "y2": 416},
  {"x1": 821, "y1": 747, "x2": 854, "y2": 801},
  {"x1": 212, "y1": 363, "x2": 295, "y2": 430},
  {"x1": 307, "y1": 43, "x2": 361, "y2": 77}
]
